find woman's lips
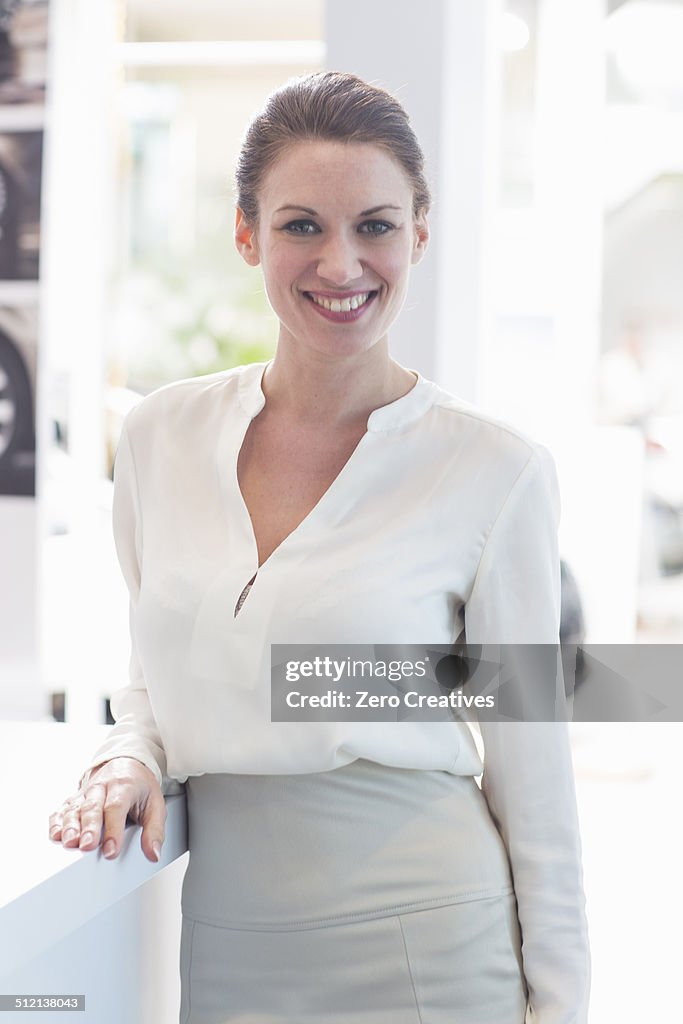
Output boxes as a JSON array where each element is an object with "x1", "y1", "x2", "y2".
[{"x1": 303, "y1": 290, "x2": 378, "y2": 323}]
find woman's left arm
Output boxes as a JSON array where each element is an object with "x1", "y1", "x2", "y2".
[{"x1": 464, "y1": 444, "x2": 591, "y2": 1024}]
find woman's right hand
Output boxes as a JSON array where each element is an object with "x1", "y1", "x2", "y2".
[{"x1": 47, "y1": 757, "x2": 166, "y2": 863}]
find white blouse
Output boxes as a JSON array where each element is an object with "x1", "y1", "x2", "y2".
[{"x1": 79, "y1": 359, "x2": 590, "y2": 1024}]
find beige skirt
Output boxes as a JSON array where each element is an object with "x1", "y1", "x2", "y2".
[{"x1": 178, "y1": 757, "x2": 528, "y2": 1024}]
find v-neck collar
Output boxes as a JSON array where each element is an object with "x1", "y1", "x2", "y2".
[
  {"x1": 236, "y1": 359, "x2": 437, "y2": 432},
  {"x1": 215, "y1": 359, "x2": 438, "y2": 623}
]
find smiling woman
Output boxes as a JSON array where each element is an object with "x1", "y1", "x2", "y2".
[
  {"x1": 234, "y1": 136, "x2": 429, "y2": 360},
  {"x1": 55, "y1": 70, "x2": 590, "y2": 1024}
]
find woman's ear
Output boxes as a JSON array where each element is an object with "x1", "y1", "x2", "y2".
[
  {"x1": 411, "y1": 210, "x2": 430, "y2": 266},
  {"x1": 235, "y1": 207, "x2": 260, "y2": 266}
]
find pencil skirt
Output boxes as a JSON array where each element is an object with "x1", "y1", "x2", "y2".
[{"x1": 178, "y1": 757, "x2": 528, "y2": 1024}]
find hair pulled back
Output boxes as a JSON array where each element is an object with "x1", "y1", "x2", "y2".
[{"x1": 234, "y1": 70, "x2": 432, "y2": 228}]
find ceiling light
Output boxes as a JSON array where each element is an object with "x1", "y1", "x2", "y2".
[
  {"x1": 500, "y1": 12, "x2": 530, "y2": 52},
  {"x1": 606, "y1": 1, "x2": 683, "y2": 98}
]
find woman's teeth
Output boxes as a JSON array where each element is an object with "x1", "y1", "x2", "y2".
[{"x1": 308, "y1": 292, "x2": 372, "y2": 313}]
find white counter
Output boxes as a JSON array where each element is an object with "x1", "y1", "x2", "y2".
[{"x1": 0, "y1": 721, "x2": 188, "y2": 1023}]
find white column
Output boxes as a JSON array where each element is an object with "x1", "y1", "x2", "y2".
[
  {"x1": 325, "y1": 0, "x2": 502, "y2": 399},
  {"x1": 41, "y1": 0, "x2": 120, "y2": 722},
  {"x1": 0, "y1": 501, "x2": 43, "y2": 717},
  {"x1": 43, "y1": 0, "x2": 118, "y2": 498}
]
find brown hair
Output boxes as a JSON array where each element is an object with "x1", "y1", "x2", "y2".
[{"x1": 234, "y1": 70, "x2": 432, "y2": 229}]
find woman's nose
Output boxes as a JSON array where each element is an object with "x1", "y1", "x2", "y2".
[{"x1": 315, "y1": 233, "x2": 363, "y2": 284}]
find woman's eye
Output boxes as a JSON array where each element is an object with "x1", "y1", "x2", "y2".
[
  {"x1": 282, "y1": 220, "x2": 319, "y2": 235},
  {"x1": 281, "y1": 219, "x2": 395, "y2": 236},
  {"x1": 359, "y1": 220, "x2": 394, "y2": 236}
]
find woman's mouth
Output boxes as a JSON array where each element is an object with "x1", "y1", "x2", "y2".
[{"x1": 302, "y1": 290, "x2": 378, "y2": 323}]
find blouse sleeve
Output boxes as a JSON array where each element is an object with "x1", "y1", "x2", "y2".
[
  {"x1": 464, "y1": 443, "x2": 591, "y2": 1024},
  {"x1": 77, "y1": 414, "x2": 182, "y2": 797}
]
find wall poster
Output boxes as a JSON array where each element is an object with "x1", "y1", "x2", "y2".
[{"x1": 0, "y1": 0, "x2": 48, "y2": 498}]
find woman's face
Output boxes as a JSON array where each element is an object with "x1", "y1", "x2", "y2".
[{"x1": 235, "y1": 140, "x2": 429, "y2": 361}]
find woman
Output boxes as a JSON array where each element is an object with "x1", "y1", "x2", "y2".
[{"x1": 49, "y1": 71, "x2": 590, "y2": 1023}]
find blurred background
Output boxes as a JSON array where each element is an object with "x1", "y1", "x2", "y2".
[{"x1": 0, "y1": 1, "x2": 682, "y2": 1020}]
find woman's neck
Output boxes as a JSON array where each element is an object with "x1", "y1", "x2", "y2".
[{"x1": 261, "y1": 343, "x2": 417, "y2": 430}]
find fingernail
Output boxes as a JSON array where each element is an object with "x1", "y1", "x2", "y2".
[
  {"x1": 63, "y1": 828, "x2": 77, "y2": 843},
  {"x1": 103, "y1": 839, "x2": 117, "y2": 858},
  {"x1": 152, "y1": 841, "x2": 161, "y2": 862},
  {"x1": 79, "y1": 832, "x2": 93, "y2": 848}
]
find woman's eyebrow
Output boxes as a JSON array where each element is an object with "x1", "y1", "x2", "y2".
[
  {"x1": 274, "y1": 205, "x2": 318, "y2": 215},
  {"x1": 360, "y1": 204, "x2": 402, "y2": 216},
  {"x1": 274, "y1": 204, "x2": 402, "y2": 216}
]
